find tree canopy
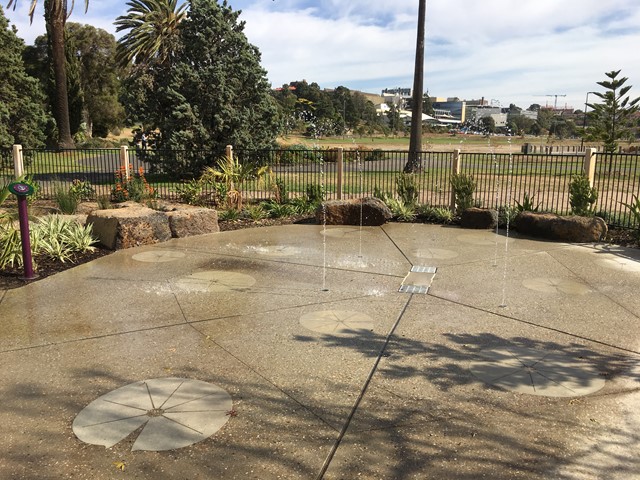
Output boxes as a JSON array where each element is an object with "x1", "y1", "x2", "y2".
[
  {"x1": 586, "y1": 70, "x2": 640, "y2": 153},
  {"x1": 0, "y1": 5, "x2": 50, "y2": 148}
]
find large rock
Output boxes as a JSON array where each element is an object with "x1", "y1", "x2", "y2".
[
  {"x1": 165, "y1": 207, "x2": 219, "y2": 238},
  {"x1": 316, "y1": 197, "x2": 393, "y2": 226},
  {"x1": 87, "y1": 203, "x2": 172, "y2": 250},
  {"x1": 460, "y1": 207, "x2": 498, "y2": 229},
  {"x1": 514, "y1": 211, "x2": 607, "y2": 243}
]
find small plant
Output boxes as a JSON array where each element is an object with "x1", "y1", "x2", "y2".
[
  {"x1": 245, "y1": 204, "x2": 268, "y2": 220},
  {"x1": 201, "y1": 156, "x2": 269, "y2": 210},
  {"x1": 417, "y1": 205, "x2": 454, "y2": 224},
  {"x1": 395, "y1": 173, "x2": 419, "y2": 207},
  {"x1": 176, "y1": 179, "x2": 205, "y2": 206},
  {"x1": 515, "y1": 192, "x2": 540, "y2": 212},
  {"x1": 450, "y1": 173, "x2": 476, "y2": 216},
  {"x1": 263, "y1": 200, "x2": 298, "y2": 218},
  {"x1": 112, "y1": 166, "x2": 155, "y2": 203},
  {"x1": 569, "y1": 174, "x2": 597, "y2": 216},
  {"x1": 289, "y1": 197, "x2": 315, "y2": 214},
  {"x1": 69, "y1": 179, "x2": 95, "y2": 200},
  {"x1": 54, "y1": 184, "x2": 80, "y2": 214},
  {"x1": 218, "y1": 208, "x2": 241, "y2": 221},
  {"x1": 385, "y1": 197, "x2": 417, "y2": 221},
  {"x1": 273, "y1": 178, "x2": 288, "y2": 204},
  {"x1": 621, "y1": 194, "x2": 640, "y2": 238},
  {"x1": 304, "y1": 183, "x2": 325, "y2": 205},
  {"x1": 498, "y1": 205, "x2": 517, "y2": 228},
  {"x1": 96, "y1": 195, "x2": 112, "y2": 210}
]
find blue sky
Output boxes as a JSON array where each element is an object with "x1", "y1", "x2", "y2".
[{"x1": 5, "y1": 0, "x2": 640, "y2": 110}]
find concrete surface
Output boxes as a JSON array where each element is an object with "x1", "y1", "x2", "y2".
[{"x1": 1, "y1": 223, "x2": 640, "y2": 479}]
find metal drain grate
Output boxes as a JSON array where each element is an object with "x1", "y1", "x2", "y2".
[{"x1": 399, "y1": 266, "x2": 437, "y2": 294}]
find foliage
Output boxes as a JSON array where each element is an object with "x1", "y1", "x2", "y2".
[
  {"x1": 395, "y1": 173, "x2": 419, "y2": 207},
  {"x1": 621, "y1": 195, "x2": 640, "y2": 238},
  {"x1": 262, "y1": 200, "x2": 298, "y2": 218},
  {"x1": 115, "y1": 0, "x2": 187, "y2": 68},
  {"x1": 498, "y1": 205, "x2": 517, "y2": 228},
  {"x1": 272, "y1": 178, "x2": 288, "y2": 204},
  {"x1": 305, "y1": 183, "x2": 325, "y2": 205},
  {"x1": 112, "y1": 165, "x2": 155, "y2": 202},
  {"x1": 586, "y1": 70, "x2": 640, "y2": 154},
  {"x1": 69, "y1": 179, "x2": 95, "y2": 200},
  {"x1": 0, "y1": 214, "x2": 97, "y2": 270},
  {"x1": 384, "y1": 197, "x2": 416, "y2": 222},
  {"x1": 417, "y1": 205, "x2": 454, "y2": 224},
  {"x1": 119, "y1": 0, "x2": 279, "y2": 171},
  {"x1": 244, "y1": 204, "x2": 267, "y2": 220},
  {"x1": 514, "y1": 192, "x2": 540, "y2": 212},
  {"x1": 0, "y1": 7, "x2": 50, "y2": 148},
  {"x1": 200, "y1": 156, "x2": 269, "y2": 210},
  {"x1": 218, "y1": 208, "x2": 240, "y2": 221},
  {"x1": 175, "y1": 179, "x2": 205, "y2": 206},
  {"x1": 569, "y1": 174, "x2": 598, "y2": 216},
  {"x1": 450, "y1": 173, "x2": 476, "y2": 216},
  {"x1": 54, "y1": 184, "x2": 80, "y2": 214},
  {"x1": 96, "y1": 194, "x2": 112, "y2": 209}
]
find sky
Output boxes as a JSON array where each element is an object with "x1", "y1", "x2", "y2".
[{"x1": 4, "y1": 0, "x2": 640, "y2": 111}]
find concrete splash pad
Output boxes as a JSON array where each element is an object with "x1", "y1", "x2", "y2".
[{"x1": 1, "y1": 224, "x2": 640, "y2": 479}]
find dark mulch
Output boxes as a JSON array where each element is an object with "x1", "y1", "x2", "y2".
[{"x1": 1, "y1": 217, "x2": 637, "y2": 291}]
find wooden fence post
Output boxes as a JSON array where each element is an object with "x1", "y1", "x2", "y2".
[
  {"x1": 226, "y1": 144, "x2": 233, "y2": 166},
  {"x1": 450, "y1": 149, "x2": 461, "y2": 211},
  {"x1": 336, "y1": 147, "x2": 344, "y2": 200},
  {"x1": 12, "y1": 144, "x2": 24, "y2": 178},
  {"x1": 120, "y1": 145, "x2": 130, "y2": 180},
  {"x1": 584, "y1": 148, "x2": 597, "y2": 187}
]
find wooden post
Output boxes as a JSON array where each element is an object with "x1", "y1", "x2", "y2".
[
  {"x1": 584, "y1": 148, "x2": 597, "y2": 187},
  {"x1": 120, "y1": 145, "x2": 130, "y2": 180},
  {"x1": 13, "y1": 144, "x2": 24, "y2": 178},
  {"x1": 450, "y1": 149, "x2": 461, "y2": 211},
  {"x1": 336, "y1": 147, "x2": 344, "y2": 200},
  {"x1": 226, "y1": 144, "x2": 233, "y2": 166}
]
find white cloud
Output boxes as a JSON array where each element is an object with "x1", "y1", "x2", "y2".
[{"x1": 4, "y1": 0, "x2": 640, "y2": 110}]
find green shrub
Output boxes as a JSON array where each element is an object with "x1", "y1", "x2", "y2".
[
  {"x1": 176, "y1": 179, "x2": 205, "y2": 206},
  {"x1": 417, "y1": 205, "x2": 454, "y2": 224},
  {"x1": 304, "y1": 183, "x2": 325, "y2": 205},
  {"x1": 54, "y1": 184, "x2": 79, "y2": 214},
  {"x1": 69, "y1": 179, "x2": 95, "y2": 200},
  {"x1": 263, "y1": 200, "x2": 298, "y2": 218},
  {"x1": 218, "y1": 208, "x2": 240, "y2": 221},
  {"x1": 395, "y1": 173, "x2": 419, "y2": 207},
  {"x1": 621, "y1": 194, "x2": 640, "y2": 238},
  {"x1": 569, "y1": 174, "x2": 597, "y2": 216},
  {"x1": 450, "y1": 173, "x2": 475, "y2": 216},
  {"x1": 515, "y1": 192, "x2": 540, "y2": 212},
  {"x1": 0, "y1": 215, "x2": 97, "y2": 270},
  {"x1": 245, "y1": 204, "x2": 268, "y2": 220}
]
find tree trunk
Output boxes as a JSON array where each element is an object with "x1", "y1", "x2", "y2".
[
  {"x1": 46, "y1": 0, "x2": 75, "y2": 149},
  {"x1": 404, "y1": 0, "x2": 426, "y2": 173}
]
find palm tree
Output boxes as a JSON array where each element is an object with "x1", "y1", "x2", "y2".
[
  {"x1": 115, "y1": 0, "x2": 187, "y2": 69},
  {"x1": 404, "y1": 0, "x2": 426, "y2": 173},
  {"x1": 7, "y1": 0, "x2": 88, "y2": 148}
]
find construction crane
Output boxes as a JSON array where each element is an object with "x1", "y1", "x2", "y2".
[{"x1": 533, "y1": 94, "x2": 567, "y2": 109}]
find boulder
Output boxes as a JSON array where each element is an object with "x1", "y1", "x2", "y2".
[
  {"x1": 514, "y1": 211, "x2": 607, "y2": 243},
  {"x1": 87, "y1": 203, "x2": 172, "y2": 250},
  {"x1": 316, "y1": 197, "x2": 393, "y2": 226},
  {"x1": 460, "y1": 207, "x2": 498, "y2": 229},
  {"x1": 165, "y1": 207, "x2": 219, "y2": 238}
]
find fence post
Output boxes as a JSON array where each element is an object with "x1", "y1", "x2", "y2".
[
  {"x1": 336, "y1": 147, "x2": 344, "y2": 200},
  {"x1": 584, "y1": 148, "x2": 597, "y2": 186},
  {"x1": 12, "y1": 144, "x2": 24, "y2": 178},
  {"x1": 120, "y1": 145, "x2": 130, "y2": 180},
  {"x1": 450, "y1": 149, "x2": 461, "y2": 211},
  {"x1": 226, "y1": 144, "x2": 233, "y2": 166}
]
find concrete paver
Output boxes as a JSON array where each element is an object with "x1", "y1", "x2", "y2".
[{"x1": 1, "y1": 223, "x2": 639, "y2": 479}]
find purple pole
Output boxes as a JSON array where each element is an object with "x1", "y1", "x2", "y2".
[{"x1": 16, "y1": 195, "x2": 35, "y2": 280}]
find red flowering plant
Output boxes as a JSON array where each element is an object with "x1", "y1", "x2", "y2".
[{"x1": 111, "y1": 165, "x2": 156, "y2": 203}]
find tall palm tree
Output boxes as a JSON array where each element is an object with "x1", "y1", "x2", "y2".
[
  {"x1": 115, "y1": 0, "x2": 187, "y2": 69},
  {"x1": 405, "y1": 0, "x2": 426, "y2": 173},
  {"x1": 7, "y1": 0, "x2": 88, "y2": 148}
]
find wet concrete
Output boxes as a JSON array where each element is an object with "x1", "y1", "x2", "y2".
[{"x1": 1, "y1": 224, "x2": 640, "y2": 479}]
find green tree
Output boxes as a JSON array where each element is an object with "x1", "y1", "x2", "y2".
[
  {"x1": 0, "y1": 5, "x2": 50, "y2": 148},
  {"x1": 586, "y1": 70, "x2": 640, "y2": 153},
  {"x1": 66, "y1": 23, "x2": 124, "y2": 137},
  {"x1": 120, "y1": 0, "x2": 279, "y2": 173},
  {"x1": 7, "y1": 0, "x2": 90, "y2": 148}
]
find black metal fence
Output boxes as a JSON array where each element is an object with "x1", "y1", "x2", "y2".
[{"x1": 2, "y1": 146, "x2": 639, "y2": 229}]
